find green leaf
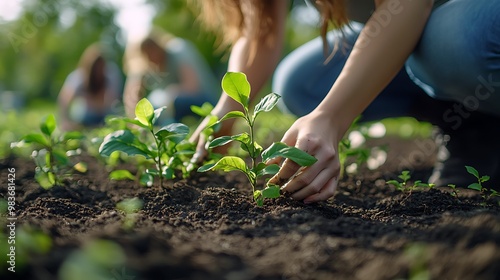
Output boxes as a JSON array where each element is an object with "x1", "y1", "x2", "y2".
[
  {"x1": 480, "y1": 175, "x2": 490, "y2": 183},
  {"x1": 191, "y1": 102, "x2": 213, "y2": 117},
  {"x1": 109, "y1": 170, "x2": 135, "y2": 180},
  {"x1": 22, "y1": 133, "x2": 50, "y2": 147},
  {"x1": 35, "y1": 170, "x2": 56, "y2": 189},
  {"x1": 135, "y1": 98, "x2": 155, "y2": 127},
  {"x1": 155, "y1": 123, "x2": 190, "y2": 144},
  {"x1": 255, "y1": 164, "x2": 279, "y2": 178},
  {"x1": 221, "y1": 72, "x2": 250, "y2": 109},
  {"x1": 73, "y1": 162, "x2": 88, "y2": 173},
  {"x1": 399, "y1": 171, "x2": 411, "y2": 181},
  {"x1": 197, "y1": 156, "x2": 248, "y2": 174},
  {"x1": 62, "y1": 131, "x2": 84, "y2": 141},
  {"x1": 465, "y1": 166, "x2": 479, "y2": 178},
  {"x1": 52, "y1": 149, "x2": 69, "y2": 166},
  {"x1": 116, "y1": 197, "x2": 143, "y2": 214},
  {"x1": 219, "y1": 111, "x2": 246, "y2": 122},
  {"x1": 40, "y1": 114, "x2": 56, "y2": 137},
  {"x1": 99, "y1": 130, "x2": 151, "y2": 158},
  {"x1": 117, "y1": 117, "x2": 150, "y2": 129},
  {"x1": 253, "y1": 93, "x2": 280, "y2": 119},
  {"x1": 262, "y1": 185, "x2": 281, "y2": 198},
  {"x1": 140, "y1": 173, "x2": 154, "y2": 187},
  {"x1": 262, "y1": 142, "x2": 317, "y2": 167},
  {"x1": 386, "y1": 180, "x2": 401, "y2": 187},
  {"x1": 209, "y1": 133, "x2": 251, "y2": 149},
  {"x1": 255, "y1": 195, "x2": 264, "y2": 207},
  {"x1": 467, "y1": 183, "x2": 482, "y2": 191},
  {"x1": 152, "y1": 106, "x2": 167, "y2": 125},
  {"x1": 162, "y1": 167, "x2": 175, "y2": 180}
]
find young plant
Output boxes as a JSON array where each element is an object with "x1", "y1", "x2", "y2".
[
  {"x1": 198, "y1": 72, "x2": 317, "y2": 206},
  {"x1": 11, "y1": 114, "x2": 86, "y2": 189},
  {"x1": 465, "y1": 165, "x2": 499, "y2": 201},
  {"x1": 386, "y1": 170, "x2": 435, "y2": 192},
  {"x1": 447, "y1": 184, "x2": 460, "y2": 198},
  {"x1": 99, "y1": 98, "x2": 193, "y2": 187},
  {"x1": 116, "y1": 197, "x2": 144, "y2": 230}
]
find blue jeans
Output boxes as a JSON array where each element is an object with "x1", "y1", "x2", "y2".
[{"x1": 273, "y1": 0, "x2": 500, "y2": 122}]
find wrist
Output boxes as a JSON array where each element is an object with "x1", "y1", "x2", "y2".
[{"x1": 309, "y1": 108, "x2": 354, "y2": 143}]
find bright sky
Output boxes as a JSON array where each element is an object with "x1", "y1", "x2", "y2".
[{"x1": 0, "y1": 0, "x2": 154, "y2": 42}]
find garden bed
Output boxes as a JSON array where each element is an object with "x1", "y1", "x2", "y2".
[{"x1": 1, "y1": 136, "x2": 500, "y2": 280}]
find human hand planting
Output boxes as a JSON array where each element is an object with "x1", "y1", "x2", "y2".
[{"x1": 268, "y1": 111, "x2": 342, "y2": 204}]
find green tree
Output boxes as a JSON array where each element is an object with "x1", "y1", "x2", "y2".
[{"x1": 0, "y1": 0, "x2": 122, "y2": 101}]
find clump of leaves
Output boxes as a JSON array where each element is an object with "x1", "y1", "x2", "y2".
[
  {"x1": 116, "y1": 197, "x2": 143, "y2": 230},
  {"x1": 198, "y1": 72, "x2": 317, "y2": 206},
  {"x1": 465, "y1": 165, "x2": 499, "y2": 202},
  {"x1": 386, "y1": 170, "x2": 435, "y2": 192},
  {"x1": 11, "y1": 114, "x2": 86, "y2": 189},
  {"x1": 99, "y1": 98, "x2": 193, "y2": 187}
]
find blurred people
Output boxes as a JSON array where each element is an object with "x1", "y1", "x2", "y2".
[
  {"x1": 58, "y1": 43, "x2": 123, "y2": 131},
  {"x1": 123, "y1": 29, "x2": 219, "y2": 125}
]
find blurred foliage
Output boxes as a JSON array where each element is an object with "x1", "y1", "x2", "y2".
[
  {"x1": 0, "y1": 0, "x2": 320, "y2": 102},
  {"x1": 0, "y1": 0, "x2": 123, "y2": 102}
]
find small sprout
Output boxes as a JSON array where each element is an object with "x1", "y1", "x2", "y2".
[
  {"x1": 447, "y1": 184, "x2": 460, "y2": 198},
  {"x1": 99, "y1": 98, "x2": 194, "y2": 187},
  {"x1": 465, "y1": 165, "x2": 499, "y2": 203},
  {"x1": 11, "y1": 114, "x2": 85, "y2": 189},
  {"x1": 198, "y1": 72, "x2": 317, "y2": 206},
  {"x1": 386, "y1": 170, "x2": 434, "y2": 192},
  {"x1": 116, "y1": 197, "x2": 144, "y2": 230}
]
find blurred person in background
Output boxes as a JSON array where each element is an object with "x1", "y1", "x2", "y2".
[
  {"x1": 58, "y1": 43, "x2": 123, "y2": 131},
  {"x1": 123, "y1": 28, "x2": 219, "y2": 125}
]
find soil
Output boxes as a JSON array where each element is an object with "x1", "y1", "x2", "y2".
[{"x1": 1, "y1": 136, "x2": 500, "y2": 280}]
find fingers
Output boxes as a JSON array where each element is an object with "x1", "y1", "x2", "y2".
[
  {"x1": 285, "y1": 163, "x2": 339, "y2": 199},
  {"x1": 269, "y1": 158, "x2": 301, "y2": 186},
  {"x1": 303, "y1": 177, "x2": 339, "y2": 204}
]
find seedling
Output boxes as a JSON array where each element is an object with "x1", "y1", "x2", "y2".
[
  {"x1": 447, "y1": 184, "x2": 460, "y2": 198},
  {"x1": 386, "y1": 170, "x2": 435, "y2": 192},
  {"x1": 198, "y1": 72, "x2": 317, "y2": 206},
  {"x1": 465, "y1": 165, "x2": 499, "y2": 201},
  {"x1": 11, "y1": 114, "x2": 86, "y2": 189},
  {"x1": 99, "y1": 98, "x2": 193, "y2": 187},
  {"x1": 116, "y1": 197, "x2": 144, "y2": 230}
]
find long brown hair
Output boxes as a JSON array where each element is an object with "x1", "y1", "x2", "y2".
[{"x1": 192, "y1": 0, "x2": 349, "y2": 60}]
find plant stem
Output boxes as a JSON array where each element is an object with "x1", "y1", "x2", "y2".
[{"x1": 152, "y1": 130, "x2": 163, "y2": 188}]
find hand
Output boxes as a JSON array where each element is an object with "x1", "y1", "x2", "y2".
[{"x1": 268, "y1": 111, "x2": 343, "y2": 204}]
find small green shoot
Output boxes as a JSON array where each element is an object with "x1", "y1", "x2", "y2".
[
  {"x1": 11, "y1": 114, "x2": 85, "y2": 189},
  {"x1": 116, "y1": 197, "x2": 144, "y2": 230},
  {"x1": 99, "y1": 98, "x2": 193, "y2": 187},
  {"x1": 465, "y1": 165, "x2": 499, "y2": 202},
  {"x1": 198, "y1": 72, "x2": 317, "y2": 206},
  {"x1": 386, "y1": 170, "x2": 435, "y2": 192},
  {"x1": 447, "y1": 184, "x2": 460, "y2": 198}
]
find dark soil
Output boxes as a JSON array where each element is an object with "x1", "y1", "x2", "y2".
[{"x1": 1, "y1": 136, "x2": 500, "y2": 280}]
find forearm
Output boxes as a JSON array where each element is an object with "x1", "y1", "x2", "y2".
[
  {"x1": 123, "y1": 77, "x2": 144, "y2": 117},
  {"x1": 316, "y1": 0, "x2": 434, "y2": 139},
  {"x1": 213, "y1": 0, "x2": 287, "y2": 114}
]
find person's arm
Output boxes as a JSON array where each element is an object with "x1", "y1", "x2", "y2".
[
  {"x1": 177, "y1": 63, "x2": 201, "y2": 95},
  {"x1": 189, "y1": 0, "x2": 288, "y2": 156},
  {"x1": 57, "y1": 73, "x2": 79, "y2": 131},
  {"x1": 270, "y1": 0, "x2": 434, "y2": 203},
  {"x1": 123, "y1": 74, "x2": 145, "y2": 118}
]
